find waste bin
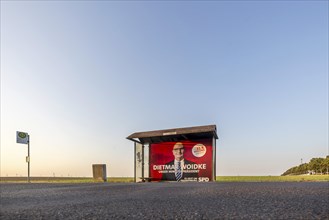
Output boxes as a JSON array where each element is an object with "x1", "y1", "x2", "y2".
[{"x1": 92, "y1": 164, "x2": 107, "y2": 182}]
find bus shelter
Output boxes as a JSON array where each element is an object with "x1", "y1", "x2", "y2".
[{"x1": 127, "y1": 125, "x2": 218, "y2": 182}]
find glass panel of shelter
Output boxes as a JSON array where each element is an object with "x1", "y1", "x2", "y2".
[
  {"x1": 134, "y1": 142, "x2": 150, "y2": 182},
  {"x1": 143, "y1": 143, "x2": 149, "y2": 180},
  {"x1": 135, "y1": 142, "x2": 143, "y2": 182}
]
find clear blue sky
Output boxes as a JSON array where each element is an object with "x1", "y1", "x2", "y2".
[{"x1": 1, "y1": 1, "x2": 328, "y2": 177}]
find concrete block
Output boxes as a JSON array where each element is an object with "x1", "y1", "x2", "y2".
[{"x1": 92, "y1": 164, "x2": 107, "y2": 182}]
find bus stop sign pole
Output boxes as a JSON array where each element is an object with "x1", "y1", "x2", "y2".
[
  {"x1": 16, "y1": 131, "x2": 30, "y2": 183},
  {"x1": 27, "y1": 135, "x2": 30, "y2": 183}
]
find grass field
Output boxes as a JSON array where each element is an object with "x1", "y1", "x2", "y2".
[
  {"x1": 0, "y1": 177, "x2": 134, "y2": 183},
  {"x1": 1, "y1": 175, "x2": 328, "y2": 183}
]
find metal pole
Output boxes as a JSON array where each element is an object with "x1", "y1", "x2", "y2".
[
  {"x1": 28, "y1": 135, "x2": 30, "y2": 183},
  {"x1": 142, "y1": 144, "x2": 144, "y2": 181},
  {"x1": 134, "y1": 142, "x2": 136, "y2": 183}
]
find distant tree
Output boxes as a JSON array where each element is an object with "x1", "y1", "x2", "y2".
[
  {"x1": 308, "y1": 158, "x2": 324, "y2": 174},
  {"x1": 299, "y1": 163, "x2": 308, "y2": 175},
  {"x1": 282, "y1": 166, "x2": 295, "y2": 176},
  {"x1": 282, "y1": 164, "x2": 307, "y2": 176},
  {"x1": 321, "y1": 156, "x2": 329, "y2": 174},
  {"x1": 282, "y1": 156, "x2": 328, "y2": 176}
]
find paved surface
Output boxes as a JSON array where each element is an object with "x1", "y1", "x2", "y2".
[{"x1": 1, "y1": 182, "x2": 328, "y2": 219}]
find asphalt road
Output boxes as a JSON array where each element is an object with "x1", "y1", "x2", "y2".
[{"x1": 1, "y1": 182, "x2": 328, "y2": 219}]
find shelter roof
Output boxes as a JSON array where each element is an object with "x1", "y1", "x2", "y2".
[{"x1": 127, "y1": 124, "x2": 218, "y2": 144}]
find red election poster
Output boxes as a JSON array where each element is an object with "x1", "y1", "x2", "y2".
[{"x1": 150, "y1": 139, "x2": 213, "y2": 182}]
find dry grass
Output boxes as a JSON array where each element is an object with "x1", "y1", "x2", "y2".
[{"x1": 0, "y1": 177, "x2": 134, "y2": 183}]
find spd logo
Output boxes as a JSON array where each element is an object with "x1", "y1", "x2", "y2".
[{"x1": 192, "y1": 144, "x2": 206, "y2": 157}]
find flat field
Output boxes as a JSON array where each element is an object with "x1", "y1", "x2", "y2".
[{"x1": 0, "y1": 177, "x2": 134, "y2": 183}]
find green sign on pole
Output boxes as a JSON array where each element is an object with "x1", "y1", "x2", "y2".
[{"x1": 16, "y1": 131, "x2": 29, "y2": 144}]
